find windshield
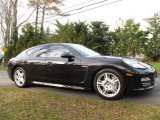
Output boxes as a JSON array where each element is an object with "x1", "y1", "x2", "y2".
[{"x1": 69, "y1": 44, "x2": 101, "y2": 57}]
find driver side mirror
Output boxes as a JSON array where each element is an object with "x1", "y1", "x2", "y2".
[{"x1": 61, "y1": 52, "x2": 75, "y2": 62}]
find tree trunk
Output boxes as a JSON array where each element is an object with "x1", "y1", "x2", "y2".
[
  {"x1": 11, "y1": 0, "x2": 18, "y2": 41},
  {"x1": 0, "y1": 0, "x2": 12, "y2": 47},
  {"x1": 35, "y1": 4, "x2": 39, "y2": 33},
  {"x1": 40, "y1": 5, "x2": 46, "y2": 35}
]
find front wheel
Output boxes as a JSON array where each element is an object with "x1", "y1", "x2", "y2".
[
  {"x1": 93, "y1": 69, "x2": 126, "y2": 100},
  {"x1": 13, "y1": 67, "x2": 29, "y2": 88}
]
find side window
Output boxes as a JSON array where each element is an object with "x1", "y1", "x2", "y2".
[
  {"x1": 35, "y1": 49, "x2": 48, "y2": 57},
  {"x1": 26, "y1": 46, "x2": 48, "y2": 57},
  {"x1": 48, "y1": 45, "x2": 70, "y2": 58},
  {"x1": 26, "y1": 46, "x2": 44, "y2": 56}
]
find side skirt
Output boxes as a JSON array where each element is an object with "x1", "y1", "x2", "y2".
[{"x1": 32, "y1": 81, "x2": 85, "y2": 90}]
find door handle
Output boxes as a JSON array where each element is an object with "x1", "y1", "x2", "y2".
[
  {"x1": 46, "y1": 62, "x2": 53, "y2": 66},
  {"x1": 23, "y1": 61, "x2": 28, "y2": 64}
]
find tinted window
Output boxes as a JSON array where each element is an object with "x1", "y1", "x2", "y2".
[
  {"x1": 69, "y1": 44, "x2": 100, "y2": 57},
  {"x1": 35, "y1": 49, "x2": 48, "y2": 57},
  {"x1": 27, "y1": 46, "x2": 48, "y2": 57},
  {"x1": 26, "y1": 46, "x2": 44, "y2": 56},
  {"x1": 48, "y1": 45, "x2": 70, "y2": 58}
]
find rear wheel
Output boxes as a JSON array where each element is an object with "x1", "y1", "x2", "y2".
[
  {"x1": 93, "y1": 69, "x2": 126, "y2": 100},
  {"x1": 13, "y1": 67, "x2": 29, "y2": 88}
]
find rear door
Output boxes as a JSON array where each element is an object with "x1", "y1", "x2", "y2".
[{"x1": 24, "y1": 46, "x2": 48, "y2": 81}]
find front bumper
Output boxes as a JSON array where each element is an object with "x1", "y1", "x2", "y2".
[
  {"x1": 126, "y1": 72, "x2": 156, "y2": 93},
  {"x1": 133, "y1": 85, "x2": 154, "y2": 91}
]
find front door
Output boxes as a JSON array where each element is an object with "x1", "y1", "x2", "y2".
[{"x1": 45, "y1": 45, "x2": 87, "y2": 84}]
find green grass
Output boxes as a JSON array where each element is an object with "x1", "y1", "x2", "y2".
[
  {"x1": 149, "y1": 62, "x2": 160, "y2": 75},
  {"x1": 0, "y1": 65, "x2": 7, "y2": 70},
  {"x1": 0, "y1": 88, "x2": 160, "y2": 120}
]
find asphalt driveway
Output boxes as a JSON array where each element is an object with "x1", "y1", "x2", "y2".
[{"x1": 0, "y1": 71, "x2": 160, "y2": 104}]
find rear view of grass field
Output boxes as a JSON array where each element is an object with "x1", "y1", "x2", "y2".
[
  {"x1": 149, "y1": 62, "x2": 160, "y2": 75},
  {"x1": 0, "y1": 88, "x2": 160, "y2": 120},
  {"x1": 0, "y1": 66, "x2": 7, "y2": 71}
]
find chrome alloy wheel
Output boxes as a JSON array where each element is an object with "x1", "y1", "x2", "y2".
[
  {"x1": 96, "y1": 72, "x2": 121, "y2": 98},
  {"x1": 14, "y1": 67, "x2": 26, "y2": 87}
]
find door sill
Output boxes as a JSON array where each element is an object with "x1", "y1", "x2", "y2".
[{"x1": 32, "y1": 81, "x2": 85, "y2": 90}]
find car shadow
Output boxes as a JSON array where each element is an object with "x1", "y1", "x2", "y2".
[
  {"x1": 29, "y1": 84, "x2": 100, "y2": 99},
  {"x1": 27, "y1": 83, "x2": 157, "y2": 103}
]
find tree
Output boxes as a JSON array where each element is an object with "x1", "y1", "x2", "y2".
[
  {"x1": 53, "y1": 21, "x2": 114, "y2": 54},
  {"x1": 114, "y1": 19, "x2": 148, "y2": 57},
  {"x1": 113, "y1": 27, "x2": 127, "y2": 56},
  {"x1": 54, "y1": 21, "x2": 75, "y2": 43},
  {"x1": 40, "y1": 0, "x2": 61, "y2": 34},
  {"x1": 16, "y1": 24, "x2": 35, "y2": 54},
  {"x1": 145, "y1": 13, "x2": 160, "y2": 61},
  {"x1": 89, "y1": 21, "x2": 112, "y2": 54},
  {"x1": 11, "y1": 0, "x2": 18, "y2": 49},
  {"x1": 53, "y1": 21, "x2": 90, "y2": 45},
  {"x1": 15, "y1": 23, "x2": 51, "y2": 54},
  {"x1": 73, "y1": 21, "x2": 89, "y2": 45},
  {"x1": 28, "y1": 0, "x2": 62, "y2": 34},
  {"x1": 0, "y1": 0, "x2": 13, "y2": 46},
  {"x1": 0, "y1": 0, "x2": 36, "y2": 64}
]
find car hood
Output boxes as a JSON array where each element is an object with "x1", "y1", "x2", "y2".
[
  {"x1": 87, "y1": 55, "x2": 128, "y2": 62},
  {"x1": 89, "y1": 55, "x2": 154, "y2": 70},
  {"x1": 86, "y1": 55, "x2": 154, "y2": 71}
]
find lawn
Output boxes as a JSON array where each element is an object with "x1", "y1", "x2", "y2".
[
  {"x1": 0, "y1": 65, "x2": 7, "y2": 71},
  {"x1": 0, "y1": 88, "x2": 160, "y2": 120},
  {"x1": 149, "y1": 62, "x2": 160, "y2": 75}
]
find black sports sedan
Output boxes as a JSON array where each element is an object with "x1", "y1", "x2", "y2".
[{"x1": 7, "y1": 43, "x2": 156, "y2": 100}]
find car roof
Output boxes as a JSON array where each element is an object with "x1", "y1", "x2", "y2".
[
  {"x1": 33, "y1": 43, "x2": 78, "y2": 47},
  {"x1": 25, "y1": 43, "x2": 79, "y2": 53},
  {"x1": 44, "y1": 43, "x2": 78, "y2": 46}
]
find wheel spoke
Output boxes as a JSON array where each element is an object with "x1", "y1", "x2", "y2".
[
  {"x1": 20, "y1": 77, "x2": 24, "y2": 82},
  {"x1": 103, "y1": 88, "x2": 109, "y2": 94},
  {"x1": 14, "y1": 74, "x2": 18, "y2": 78},
  {"x1": 104, "y1": 73, "x2": 109, "y2": 82},
  {"x1": 17, "y1": 70, "x2": 21, "y2": 76},
  {"x1": 111, "y1": 87, "x2": 118, "y2": 94},
  {"x1": 112, "y1": 79, "x2": 119, "y2": 84},
  {"x1": 97, "y1": 80, "x2": 104, "y2": 87}
]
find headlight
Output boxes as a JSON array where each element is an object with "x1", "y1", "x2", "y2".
[
  {"x1": 138, "y1": 61, "x2": 155, "y2": 71},
  {"x1": 123, "y1": 59, "x2": 155, "y2": 71},
  {"x1": 123, "y1": 59, "x2": 146, "y2": 69}
]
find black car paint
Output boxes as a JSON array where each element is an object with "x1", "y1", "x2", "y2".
[{"x1": 7, "y1": 43, "x2": 156, "y2": 93}]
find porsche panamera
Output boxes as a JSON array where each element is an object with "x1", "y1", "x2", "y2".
[{"x1": 7, "y1": 43, "x2": 156, "y2": 99}]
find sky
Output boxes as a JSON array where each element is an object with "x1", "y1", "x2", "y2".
[
  {"x1": 54, "y1": 0, "x2": 160, "y2": 30},
  {"x1": 17, "y1": 0, "x2": 160, "y2": 31}
]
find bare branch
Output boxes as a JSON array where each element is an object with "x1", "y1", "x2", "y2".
[{"x1": 18, "y1": 8, "x2": 36, "y2": 28}]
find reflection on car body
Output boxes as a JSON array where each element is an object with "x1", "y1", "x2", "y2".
[{"x1": 7, "y1": 43, "x2": 156, "y2": 100}]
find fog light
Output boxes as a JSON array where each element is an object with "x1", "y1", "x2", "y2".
[{"x1": 141, "y1": 77, "x2": 151, "y2": 82}]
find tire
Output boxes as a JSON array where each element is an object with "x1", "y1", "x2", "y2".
[
  {"x1": 13, "y1": 67, "x2": 29, "y2": 88},
  {"x1": 93, "y1": 69, "x2": 126, "y2": 100}
]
